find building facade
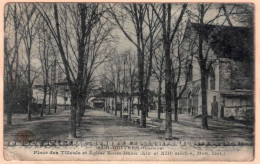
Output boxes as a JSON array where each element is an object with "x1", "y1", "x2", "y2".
[{"x1": 178, "y1": 22, "x2": 254, "y2": 121}]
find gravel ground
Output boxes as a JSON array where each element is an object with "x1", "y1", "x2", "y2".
[
  {"x1": 3, "y1": 108, "x2": 254, "y2": 161},
  {"x1": 4, "y1": 108, "x2": 254, "y2": 143}
]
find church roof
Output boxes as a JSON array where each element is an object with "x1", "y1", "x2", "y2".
[{"x1": 190, "y1": 23, "x2": 254, "y2": 62}]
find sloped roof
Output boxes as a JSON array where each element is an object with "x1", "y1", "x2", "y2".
[
  {"x1": 91, "y1": 97, "x2": 104, "y2": 102},
  {"x1": 220, "y1": 90, "x2": 253, "y2": 97},
  {"x1": 191, "y1": 23, "x2": 254, "y2": 62}
]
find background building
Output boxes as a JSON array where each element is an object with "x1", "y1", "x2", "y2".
[{"x1": 178, "y1": 22, "x2": 254, "y2": 121}]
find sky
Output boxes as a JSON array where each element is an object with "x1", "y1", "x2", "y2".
[
  {"x1": 4, "y1": 3, "x2": 252, "y2": 92},
  {"x1": 95, "y1": 3, "x2": 249, "y2": 92}
]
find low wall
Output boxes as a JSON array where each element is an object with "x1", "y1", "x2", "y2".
[{"x1": 224, "y1": 107, "x2": 254, "y2": 121}]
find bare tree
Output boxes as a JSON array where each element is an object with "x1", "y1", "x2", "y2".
[
  {"x1": 152, "y1": 45, "x2": 164, "y2": 120},
  {"x1": 186, "y1": 4, "x2": 237, "y2": 129},
  {"x1": 119, "y1": 51, "x2": 127, "y2": 118},
  {"x1": 109, "y1": 4, "x2": 161, "y2": 127},
  {"x1": 143, "y1": 5, "x2": 162, "y2": 118},
  {"x1": 226, "y1": 4, "x2": 254, "y2": 27},
  {"x1": 108, "y1": 4, "x2": 148, "y2": 127},
  {"x1": 4, "y1": 4, "x2": 26, "y2": 124},
  {"x1": 170, "y1": 29, "x2": 195, "y2": 122},
  {"x1": 4, "y1": 4, "x2": 15, "y2": 124},
  {"x1": 102, "y1": 49, "x2": 138, "y2": 120},
  {"x1": 37, "y1": 19, "x2": 56, "y2": 117},
  {"x1": 152, "y1": 3, "x2": 187, "y2": 139},
  {"x1": 37, "y1": 3, "x2": 114, "y2": 137},
  {"x1": 102, "y1": 52, "x2": 123, "y2": 116},
  {"x1": 126, "y1": 50, "x2": 137, "y2": 120},
  {"x1": 19, "y1": 4, "x2": 40, "y2": 121},
  {"x1": 187, "y1": 4, "x2": 214, "y2": 129}
]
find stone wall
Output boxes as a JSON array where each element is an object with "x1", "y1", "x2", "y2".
[
  {"x1": 219, "y1": 59, "x2": 232, "y2": 91},
  {"x1": 219, "y1": 58, "x2": 253, "y2": 91},
  {"x1": 224, "y1": 107, "x2": 254, "y2": 121},
  {"x1": 223, "y1": 96, "x2": 254, "y2": 121}
]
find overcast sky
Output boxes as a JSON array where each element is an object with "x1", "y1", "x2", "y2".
[{"x1": 5, "y1": 3, "x2": 252, "y2": 90}]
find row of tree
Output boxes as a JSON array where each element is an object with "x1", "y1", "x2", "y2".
[
  {"x1": 4, "y1": 3, "x2": 253, "y2": 139},
  {"x1": 99, "y1": 3, "x2": 253, "y2": 139},
  {"x1": 4, "y1": 3, "x2": 115, "y2": 138}
]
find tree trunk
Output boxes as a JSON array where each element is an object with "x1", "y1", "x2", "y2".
[
  {"x1": 164, "y1": 41, "x2": 173, "y2": 139},
  {"x1": 14, "y1": 4, "x2": 19, "y2": 86},
  {"x1": 114, "y1": 92, "x2": 117, "y2": 116},
  {"x1": 5, "y1": 40, "x2": 13, "y2": 125},
  {"x1": 164, "y1": 34, "x2": 172, "y2": 137},
  {"x1": 131, "y1": 98, "x2": 134, "y2": 114},
  {"x1": 48, "y1": 85, "x2": 51, "y2": 115},
  {"x1": 144, "y1": 90, "x2": 149, "y2": 118},
  {"x1": 7, "y1": 103, "x2": 12, "y2": 125},
  {"x1": 41, "y1": 85, "x2": 47, "y2": 117},
  {"x1": 120, "y1": 97, "x2": 123, "y2": 118},
  {"x1": 127, "y1": 97, "x2": 129, "y2": 113},
  {"x1": 128, "y1": 96, "x2": 132, "y2": 121},
  {"x1": 27, "y1": 88, "x2": 32, "y2": 121},
  {"x1": 6, "y1": 4, "x2": 19, "y2": 125},
  {"x1": 140, "y1": 91, "x2": 148, "y2": 128},
  {"x1": 138, "y1": 47, "x2": 145, "y2": 127},
  {"x1": 52, "y1": 59, "x2": 57, "y2": 113},
  {"x1": 198, "y1": 6, "x2": 209, "y2": 129},
  {"x1": 158, "y1": 79, "x2": 162, "y2": 119},
  {"x1": 163, "y1": 4, "x2": 173, "y2": 139},
  {"x1": 69, "y1": 91, "x2": 77, "y2": 138},
  {"x1": 174, "y1": 89, "x2": 178, "y2": 122},
  {"x1": 140, "y1": 103, "x2": 146, "y2": 127},
  {"x1": 54, "y1": 87, "x2": 57, "y2": 114},
  {"x1": 137, "y1": 96, "x2": 140, "y2": 116},
  {"x1": 103, "y1": 97, "x2": 104, "y2": 112},
  {"x1": 111, "y1": 97, "x2": 112, "y2": 114},
  {"x1": 165, "y1": 56, "x2": 172, "y2": 139},
  {"x1": 174, "y1": 97, "x2": 178, "y2": 123},
  {"x1": 77, "y1": 96, "x2": 85, "y2": 127},
  {"x1": 27, "y1": 52, "x2": 31, "y2": 121},
  {"x1": 201, "y1": 68, "x2": 209, "y2": 129}
]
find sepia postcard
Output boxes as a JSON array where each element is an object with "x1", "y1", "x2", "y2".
[{"x1": 1, "y1": 0, "x2": 257, "y2": 162}]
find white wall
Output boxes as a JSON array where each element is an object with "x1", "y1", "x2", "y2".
[{"x1": 33, "y1": 88, "x2": 71, "y2": 105}]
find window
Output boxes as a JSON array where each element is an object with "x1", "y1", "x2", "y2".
[
  {"x1": 187, "y1": 63, "x2": 193, "y2": 82},
  {"x1": 210, "y1": 67, "x2": 215, "y2": 90},
  {"x1": 213, "y1": 96, "x2": 216, "y2": 102}
]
